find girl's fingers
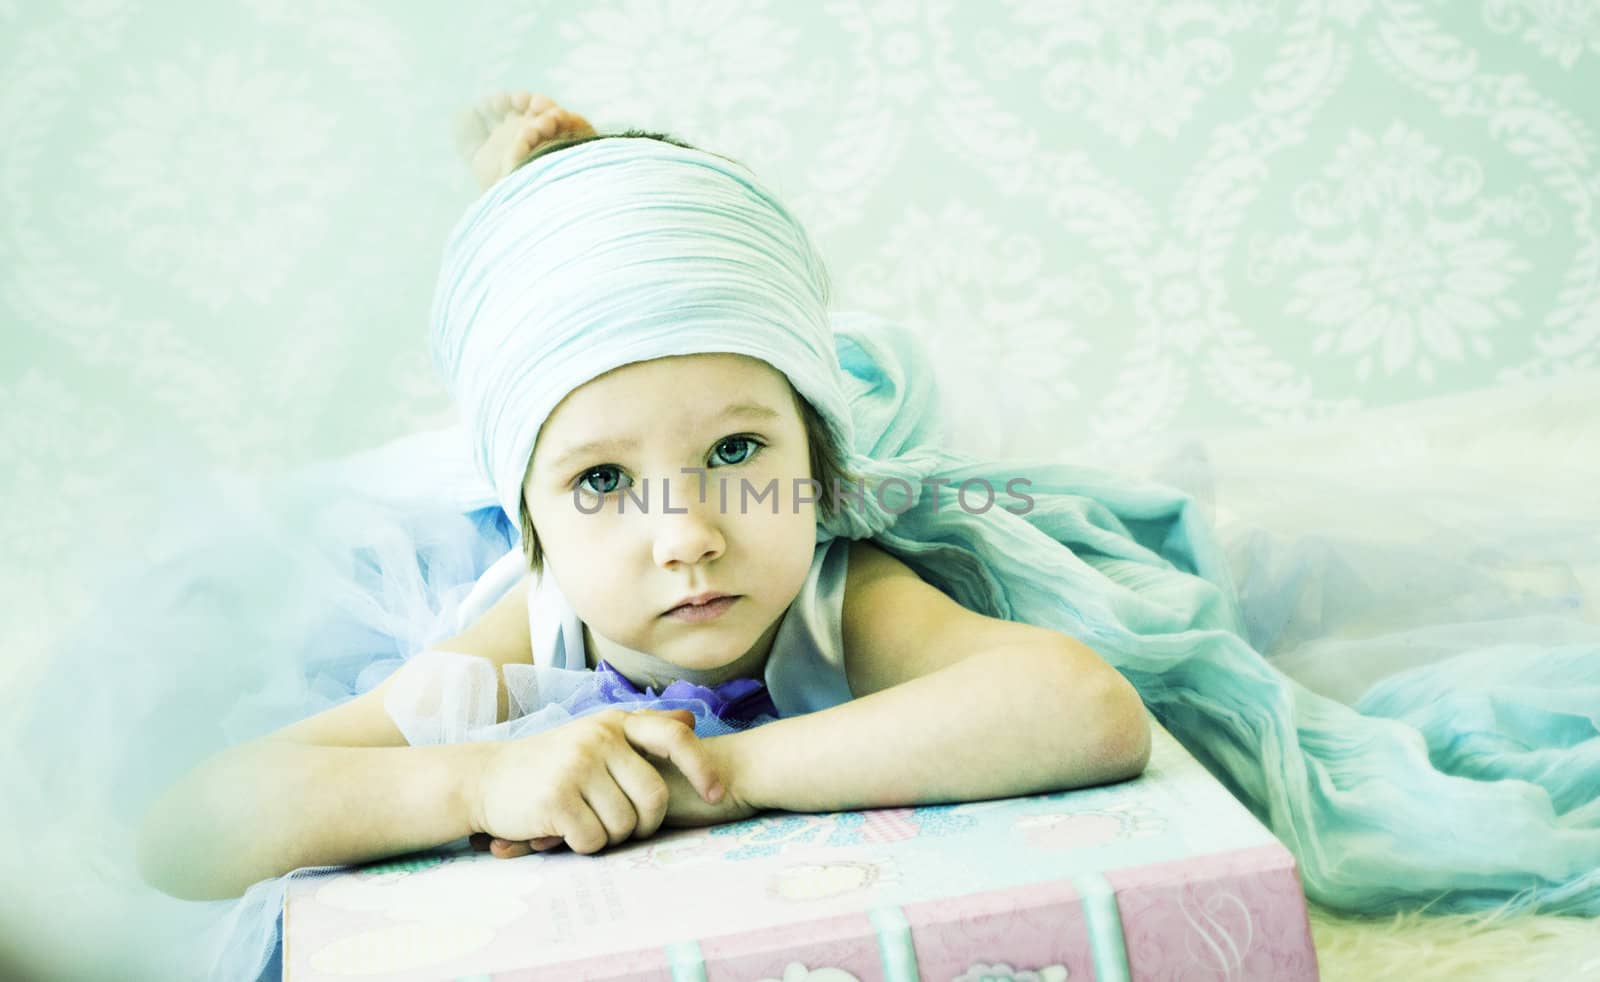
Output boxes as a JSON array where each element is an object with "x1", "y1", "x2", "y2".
[
  {"x1": 555, "y1": 797, "x2": 610, "y2": 857},
  {"x1": 643, "y1": 709, "x2": 696, "y2": 730},
  {"x1": 623, "y1": 712, "x2": 723, "y2": 804},
  {"x1": 607, "y1": 747, "x2": 674, "y2": 839},
  {"x1": 489, "y1": 837, "x2": 531, "y2": 859},
  {"x1": 486, "y1": 836, "x2": 563, "y2": 855},
  {"x1": 580, "y1": 768, "x2": 642, "y2": 848}
]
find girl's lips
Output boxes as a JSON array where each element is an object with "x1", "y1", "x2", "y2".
[{"x1": 663, "y1": 596, "x2": 740, "y2": 623}]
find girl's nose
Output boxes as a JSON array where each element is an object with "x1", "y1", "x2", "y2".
[{"x1": 651, "y1": 480, "x2": 726, "y2": 568}]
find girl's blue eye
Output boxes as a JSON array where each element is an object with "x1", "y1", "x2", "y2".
[
  {"x1": 571, "y1": 437, "x2": 764, "y2": 497},
  {"x1": 711, "y1": 436, "x2": 762, "y2": 467},
  {"x1": 575, "y1": 465, "x2": 628, "y2": 497}
]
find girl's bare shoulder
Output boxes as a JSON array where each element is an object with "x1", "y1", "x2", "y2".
[
  {"x1": 451, "y1": 571, "x2": 537, "y2": 671},
  {"x1": 839, "y1": 539, "x2": 1078, "y2": 697}
]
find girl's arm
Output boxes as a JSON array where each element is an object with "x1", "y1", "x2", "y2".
[
  {"x1": 136, "y1": 731, "x2": 497, "y2": 901},
  {"x1": 705, "y1": 541, "x2": 1150, "y2": 814},
  {"x1": 135, "y1": 573, "x2": 536, "y2": 901}
]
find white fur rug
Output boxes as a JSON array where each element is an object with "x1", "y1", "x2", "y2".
[{"x1": 1307, "y1": 902, "x2": 1600, "y2": 980}]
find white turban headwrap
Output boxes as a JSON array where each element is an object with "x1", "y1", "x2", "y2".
[{"x1": 428, "y1": 136, "x2": 921, "y2": 544}]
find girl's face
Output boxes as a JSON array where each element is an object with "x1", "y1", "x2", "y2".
[{"x1": 524, "y1": 353, "x2": 820, "y2": 689}]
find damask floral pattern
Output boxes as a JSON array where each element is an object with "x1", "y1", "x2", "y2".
[
  {"x1": 982, "y1": 0, "x2": 1275, "y2": 145},
  {"x1": 1272, "y1": 122, "x2": 1534, "y2": 383},
  {"x1": 1483, "y1": 0, "x2": 1600, "y2": 68},
  {"x1": 547, "y1": 0, "x2": 819, "y2": 158},
  {"x1": 845, "y1": 200, "x2": 1104, "y2": 451},
  {"x1": 80, "y1": 45, "x2": 342, "y2": 312}
]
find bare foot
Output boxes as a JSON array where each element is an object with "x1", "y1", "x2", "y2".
[{"x1": 454, "y1": 90, "x2": 597, "y2": 191}]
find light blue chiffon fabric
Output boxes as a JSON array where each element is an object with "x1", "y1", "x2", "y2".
[
  {"x1": 11, "y1": 136, "x2": 1600, "y2": 981},
  {"x1": 813, "y1": 316, "x2": 1600, "y2": 916}
]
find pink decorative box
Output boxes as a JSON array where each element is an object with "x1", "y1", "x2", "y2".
[{"x1": 283, "y1": 714, "x2": 1319, "y2": 980}]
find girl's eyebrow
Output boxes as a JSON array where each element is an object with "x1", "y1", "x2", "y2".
[{"x1": 549, "y1": 401, "x2": 781, "y2": 470}]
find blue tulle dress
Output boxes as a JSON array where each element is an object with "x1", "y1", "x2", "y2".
[{"x1": 10, "y1": 320, "x2": 1600, "y2": 981}]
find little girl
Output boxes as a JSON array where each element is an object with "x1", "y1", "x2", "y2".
[
  {"x1": 22, "y1": 89, "x2": 1600, "y2": 982},
  {"x1": 123, "y1": 90, "x2": 1149, "y2": 970}
]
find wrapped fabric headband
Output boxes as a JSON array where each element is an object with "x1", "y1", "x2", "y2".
[{"x1": 427, "y1": 136, "x2": 918, "y2": 544}]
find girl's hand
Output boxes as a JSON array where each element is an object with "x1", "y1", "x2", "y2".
[
  {"x1": 471, "y1": 719, "x2": 759, "y2": 859},
  {"x1": 654, "y1": 733, "x2": 758, "y2": 830},
  {"x1": 466, "y1": 708, "x2": 722, "y2": 858}
]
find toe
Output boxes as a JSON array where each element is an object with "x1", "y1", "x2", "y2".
[
  {"x1": 500, "y1": 126, "x2": 540, "y2": 175},
  {"x1": 453, "y1": 108, "x2": 489, "y2": 156},
  {"x1": 563, "y1": 109, "x2": 597, "y2": 136},
  {"x1": 553, "y1": 108, "x2": 596, "y2": 139},
  {"x1": 522, "y1": 119, "x2": 548, "y2": 147},
  {"x1": 467, "y1": 93, "x2": 506, "y2": 137}
]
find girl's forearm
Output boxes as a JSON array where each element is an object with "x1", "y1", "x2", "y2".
[
  {"x1": 135, "y1": 738, "x2": 491, "y2": 902},
  {"x1": 722, "y1": 644, "x2": 1150, "y2": 814}
]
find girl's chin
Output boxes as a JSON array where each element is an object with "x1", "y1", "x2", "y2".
[
  {"x1": 650, "y1": 639, "x2": 763, "y2": 675},
  {"x1": 659, "y1": 648, "x2": 751, "y2": 673}
]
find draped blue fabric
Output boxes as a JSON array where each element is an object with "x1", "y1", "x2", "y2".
[{"x1": 814, "y1": 314, "x2": 1600, "y2": 916}]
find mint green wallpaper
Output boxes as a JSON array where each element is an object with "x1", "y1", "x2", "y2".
[{"x1": 3, "y1": 1, "x2": 1597, "y2": 689}]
